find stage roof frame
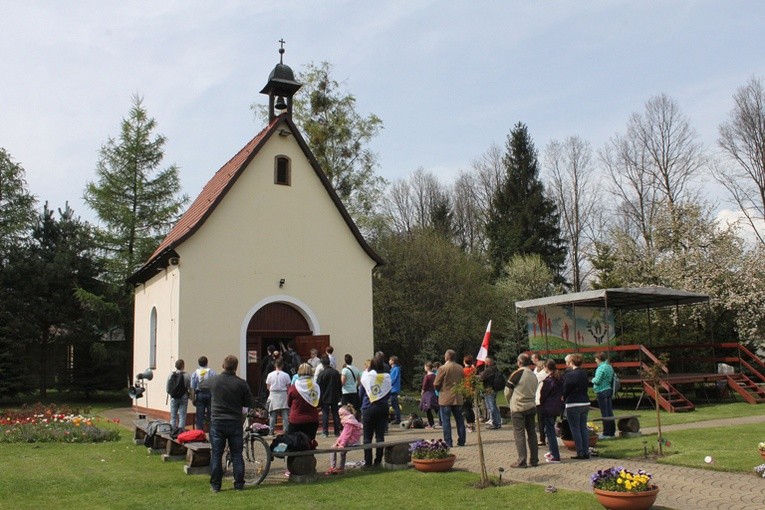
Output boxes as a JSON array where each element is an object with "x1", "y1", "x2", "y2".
[{"x1": 514, "y1": 286, "x2": 709, "y2": 312}]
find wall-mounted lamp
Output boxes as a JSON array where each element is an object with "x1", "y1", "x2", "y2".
[{"x1": 279, "y1": 278, "x2": 286, "y2": 288}]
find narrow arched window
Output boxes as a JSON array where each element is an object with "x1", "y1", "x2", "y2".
[
  {"x1": 149, "y1": 307, "x2": 157, "y2": 369},
  {"x1": 275, "y1": 156, "x2": 291, "y2": 185}
]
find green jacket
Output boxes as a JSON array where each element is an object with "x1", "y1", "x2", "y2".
[{"x1": 592, "y1": 360, "x2": 614, "y2": 394}]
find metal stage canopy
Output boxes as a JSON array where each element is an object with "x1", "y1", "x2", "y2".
[{"x1": 515, "y1": 286, "x2": 709, "y2": 311}]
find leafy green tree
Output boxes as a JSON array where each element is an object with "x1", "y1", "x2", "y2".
[
  {"x1": 486, "y1": 123, "x2": 566, "y2": 281},
  {"x1": 730, "y1": 244, "x2": 765, "y2": 344},
  {"x1": 84, "y1": 96, "x2": 188, "y2": 378},
  {"x1": 0, "y1": 148, "x2": 36, "y2": 264},
  {"x1": 255, "y1": 62, "x2": 386, "y2": 231},
  {"x1": 494, "y1": 254, "x2": 558, "y2": 367},
  {"x1": 372, "y1": 228, "x2": 502, "y2": 386},
  {"x1": 596, "y1": 201, "x2": 758, "y2": 348},
  {"x1": 651, "y1": 202, "x2": 751, "y2": 345}
]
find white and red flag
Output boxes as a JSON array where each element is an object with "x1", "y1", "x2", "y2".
[{"x1": 475, "y1": 320, "x2": 492, "y2": 366}]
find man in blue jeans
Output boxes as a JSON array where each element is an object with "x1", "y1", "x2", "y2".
[
  {"x1": 433, "y1": 349, "x2": 466, "y2": 447},
  {"x1": 198, "y1": 355, "x2": 252, "y2": 492},
  {"x1": 479, "y1": 357, "x2": 502, "y2": 429},
  {"x1": 191, "y1": 356, "x2": 217, "y2": 431}
]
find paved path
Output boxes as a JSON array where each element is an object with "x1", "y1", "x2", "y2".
[{"x1": 103, "y1": 408, "x2": 765, "y2": 510}]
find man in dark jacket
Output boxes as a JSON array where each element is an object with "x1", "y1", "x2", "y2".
[
  {"x1": 479, "y1": 357, "x2": 502, "y2": 429},
  {"x1": 199, "y1": 355, "x2": 252, "y2": 492},
  {"x1": 284, "y1": 341, "x2": 303, "y2": 376},
  {"x1": 316, "y1": 355, "x2": 343, "y2": 437}
]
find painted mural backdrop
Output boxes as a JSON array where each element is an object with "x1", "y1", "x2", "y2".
[{"x1": 526, "y1": 306, "x2": 615, "y2": 351}]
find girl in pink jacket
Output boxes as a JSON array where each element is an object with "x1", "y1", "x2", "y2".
[{"x1": 326, "y1": 405, "x2": 362, "y2": 474}]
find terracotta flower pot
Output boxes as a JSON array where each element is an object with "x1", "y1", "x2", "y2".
[
  {"x1": 412, "y1": 454, "x2": 456, "y2": 472},
  {"x1": 593, "y1": 485, "x2": 660, "y2": 510},
  {"x1": 562, "y1": 436, "x2": 598, "y2": 451},
  {"x1": 759, "y1": 450, "x2": 765, "y2": 460}
]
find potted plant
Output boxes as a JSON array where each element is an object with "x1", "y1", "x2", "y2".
[
  {"x1": 558, "y1": 420, "x2": 599, "y2": 451},
  {"x1": 758, "y1": 442, "x2": 765, "y2": 460},
  {"x1": 410, "y1": 439, "x2": 455, "y2": 472},
  {"x1": 754, "y1": 464, "x2": 765, "y2": 478},
  {"x1": 591, "y1": 466, "x2": 659, "y2": 510}
]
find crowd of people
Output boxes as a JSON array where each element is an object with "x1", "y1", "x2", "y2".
[
  {"x1": 416, "y1": 348, "x2": 616, "y2": 468},
  {"x1": 164, "y1": 344, "x2": 617, "y2": 491}
]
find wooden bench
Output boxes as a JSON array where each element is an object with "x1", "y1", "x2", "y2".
[
  {"x1": 591, "y1": 414, "x2": 641, "y2": 437},
  {"x1": 158, "y1": 433, "x2": 188, "y2": 462},
  {"x1": 183, "y1": 442, "x2": 212, "y2": 475},
  {"x1": 271, "y1": 439, "x2": 421, "y2": 483},
  {"x1": 132, "y1": 419, "x2": 149, "y2": 445},
  {"x1": 133, "y1": 419, "x2": 169, "y2": 453}
]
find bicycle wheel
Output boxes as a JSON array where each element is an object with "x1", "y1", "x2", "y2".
[{"x1": 243, "y1": 434, "x2": 272, "y2": 485}]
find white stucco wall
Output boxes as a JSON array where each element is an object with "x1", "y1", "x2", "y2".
[
  {"x1": 132, "y1": 266, "x2": 180, "y2": 412},
  {"x1": 132, "y1": 126, "x2": 376, "y2": 416}
]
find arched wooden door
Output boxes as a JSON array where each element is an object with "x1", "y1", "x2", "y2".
[{"x1": 245, "y1": 302, "x2": 328, "y2": 397}]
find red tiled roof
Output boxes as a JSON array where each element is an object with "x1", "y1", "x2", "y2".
[
  {"x1": 148, "y1": 116, "x2": 280, "y2": 261},
  {"x1": 128, "y1": 114, "x2": 382, "y2": 285}
]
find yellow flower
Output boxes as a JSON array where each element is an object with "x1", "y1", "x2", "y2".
[{"x1": 617, "y1": 478, "x2": 623, "y2": 484}]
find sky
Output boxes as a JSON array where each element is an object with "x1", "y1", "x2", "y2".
[{"x1": 2, "y1": 1, "x2": 764, "y2": 227}]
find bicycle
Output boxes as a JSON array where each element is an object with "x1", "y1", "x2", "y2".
[{"x1": 224, "y1": 397, "x2": 272, "y2": 485}]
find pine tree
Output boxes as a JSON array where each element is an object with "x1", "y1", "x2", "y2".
[
  {"x1": 1, "y1": 203, "x2": 106, "y2": 397},
  {"x1": 0, "y1": 149, "x2": 36, "y2": 397},
  {"x1": 83, "y1": 96, "x2": 188, "y2": 378},
  {"x1": 85, "y1": 96, "x2": 188, "y2": 280},
  {"x1": 486, "y1": 122, "x2": 566, "y2": 281},
  {"x1": 0, "y1": 148, "x2": 36, "y2": 264}
]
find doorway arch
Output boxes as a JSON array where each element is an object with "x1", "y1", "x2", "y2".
[{"x1": 241, "y1": 296, "x2": 327, "y2": 397}]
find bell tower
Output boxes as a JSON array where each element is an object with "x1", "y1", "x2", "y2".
[{"x1": 260, "y1": 39, "x2": 302, "y2": 121}]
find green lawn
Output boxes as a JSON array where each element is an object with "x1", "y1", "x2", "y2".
[
  {"x1": 0, "y1": 429, "x2": 596, "y2": 510},
  {"x1": 593, "y1": 422, "x2": 764, "y2": 473},
  {"x1": 623, "y1": 400, "x2": 764, "y2": 428},
  {"x1": 3, "y1": 396, "x2": 764, "y2": 509}
]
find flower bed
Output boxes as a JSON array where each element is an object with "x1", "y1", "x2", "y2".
[{"x1": 1, "y1": 403, "x2": 120, "y2": 443}]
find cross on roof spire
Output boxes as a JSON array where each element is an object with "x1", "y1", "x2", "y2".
[{"x1": 278, "y1": 38, "x2": 285, "y2": 63}]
